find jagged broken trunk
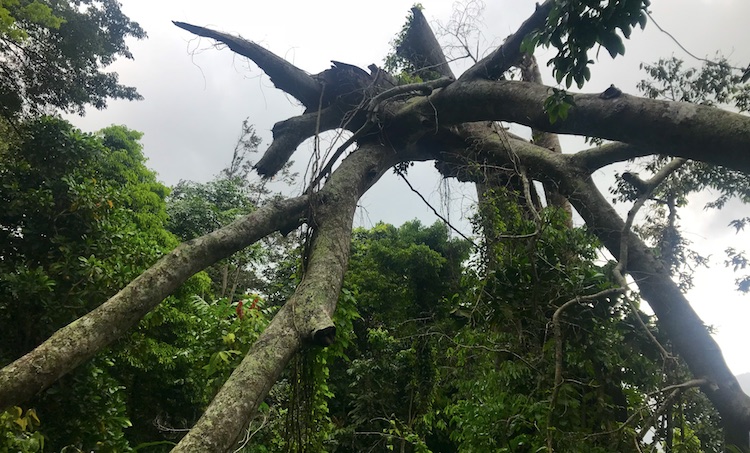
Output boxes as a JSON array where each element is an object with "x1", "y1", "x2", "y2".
[{"x1": 2, "y1": 3, "x2": 750, "y2": 452}]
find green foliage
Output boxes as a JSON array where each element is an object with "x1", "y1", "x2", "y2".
[
  {"x1": 623, "y1": 56, "x2": 750, "y2": 293},
  {"x1": 0, "y1": 406, "x2": 44, "y2": 452},
  {"x1": 37, "y1": 358, "x2": 133, "y2": 452},
  {"x1": 0, "y1": 116, "x2": 176, "y2": 451},
  {"x1": 522, "y1": 0, "x2": 650, "y2": 89},
  {"x1": 166, "y1": 121, "x2": 296, "y2": 301},
  {"x1": 0, "y1": 0, "x2": 145, "y2": 117},
  {"x1": 324, "y1": 221, "x2": 470, "y2": 452},
  {"x1": 384, "y1": 5, "x2": 441, "y2": 83},
  {"x1": 453, "y1": 189, "x2": 634, "y2": 450},
  {"x1": 99, "y1": 120, "x2": 299, "y2": 451},
  {"x1": 0, "y1": 117, "x2": 174, "y2": 361},
  {"x1": 111, "y1": 292, "x2": 274, "y2": 449},
  {"x1": 638, "y1": 56, "x2": 750, "y2": 111},
  {"x1": 0, "y1": 0, "x2": 62, "y2": 40},
  {"x1": 168, "y1": 178, "x2": 257, "y2": 240},
  {"x1": 542, "y1": 87, "x2": 575, "y2": 124}
]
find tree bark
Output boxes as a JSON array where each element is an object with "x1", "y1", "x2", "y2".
[
  {"x1": 398, "y1": 7, "x2": 455, "y2": 79},
  {"x1": 422, "y1": 80, "x2": 750, "y2": 173},
  {"x1": 172, "y1": 21, "x2": 322, "y2": 109},
  {"x1": 0, "y1": 196, "x2": 308, "y2": 411},
  {"x1": 5, "y1": 6, "x2": 750, "y2": 452},
  {"x1": 168, "y1": 9, "x2": 750, "y2": 452},
  {"x1": 436, "y1": 130, "x2": 750, "y2": 449},
  {"x1": 173, "y1": 142, "x2": 412, "y2": 452},
  {"x1": 518, "y1": 53, "x2": 573, "y2": 226},
  {"x1": 566, "y1": 175, "x2": 750, "y2": 449}
]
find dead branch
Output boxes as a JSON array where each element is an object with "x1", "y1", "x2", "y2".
[
  {"x1": 307, "y1": 76, "x2": 455, "y2": 190},
  {"x1": 256, "y1": 106, "x2": 344, "y2": 177},
  {"x1": 398, "y1": 7, "x2": 456, "y2": 79},
  {"x1": 459, "y1": 0, "x2": 553, "y2": 80},
  {"x1": 173, "y1": 21, "x2": 322, "y2": 108}
]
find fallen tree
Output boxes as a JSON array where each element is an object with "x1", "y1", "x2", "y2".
[{"x1": 2, "y1": 1, "x2": 750, "y2": 451}]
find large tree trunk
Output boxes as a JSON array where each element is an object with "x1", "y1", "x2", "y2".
[
  {"x1": 437, "y1": 130, "x2": 750, "y2": 448},
  {"x1": 4, "y1": 3, "x2": 750, "y2": 452},
  {"x1": 173, "y1": 141, "x2": 421, "y2": 451}
]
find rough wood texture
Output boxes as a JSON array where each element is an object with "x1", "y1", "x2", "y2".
[
  {"x1": 0, "y1": 197, "x2": 309, "y2": 410},
  {"x1": 173, "y1": 142, "x2": 410, "y2": 452},
  {"x1": 173, "y1": 21, "x2": 322, "y2": 108},
  {"x1": 518, "y1": 54, "x2": 572, "y2": 226},
  {"x1": 397, "y1": 7, "x2": 455, "y2": 79},
  {"x1": 3, "y1": 5, "x2": 750, "y2": 452}
]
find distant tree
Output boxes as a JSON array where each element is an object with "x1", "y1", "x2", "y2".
[
  {"x1": 331, "y1": 221, "x2": 470, "y2": 451},
  {"x1": 0, "y1": 0, "x2": 145, "y2": 117},
  {"x1": 167, "y1": 120, "x2": 297, "y2": 300}
]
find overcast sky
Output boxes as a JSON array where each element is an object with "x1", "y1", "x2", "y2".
[{"x1": 67, "y1": 0, "x2": 750, "y2": 374}]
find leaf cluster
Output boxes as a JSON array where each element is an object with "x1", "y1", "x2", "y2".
[
  {"x1": 522, "y1": 0, "x2": 649, "y2": 89},
  {"x1": 0, "y1": 0, "x2": 146, "y2": 117}
]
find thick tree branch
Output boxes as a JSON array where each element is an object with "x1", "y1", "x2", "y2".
[
  {"x1": 518, "y1": 53, "x2": 572, "y2": 224},
  {"x1": 307, "y1": 76, "x2": 455, "y2": 190},
  {"x1": 459, "y1": 0, "x2": 553, "y2": 81},
  {"x1": 398, "y1": 7, "x2": 455, "y2": 79},
  {"x1": 430, "y1": 130, "x2": 750, "y2": 444},
  {"x1": 572, "y1": 142, "x2": 661, "y2": 172},
  {"x1": 256, "y1": 106, "x2": 344, "y2": 177},
  {"x1": 173, "y1": 143, "x2": 411, "y2": 452},
  {"x1": 566, "y1": 175, "x2": 750, "y2": 446},
  {"x1": 399, "y1": 80, "x2": 750, "y2": 173},
  {"x1": 614, "y1": 158, "x2": 687, "y2": 287},
  {"x1": 0, "y1": 197, "x2": 309, "y2": 411},
  {"x1": 173, "y1": 21, "x2": 323, "y2": 108}
]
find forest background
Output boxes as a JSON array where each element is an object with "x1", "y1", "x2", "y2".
[{"x1": 2, "y1": 0, "x2": 750, "y2": 452}]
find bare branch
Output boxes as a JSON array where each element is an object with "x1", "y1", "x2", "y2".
[
  {"x1": 173, "y1": 21, "x2": 323, "y2": 108},
  {"x1": 308, "y1": 76, "x2": 455, "y2": 190},
  {"x1": 460, "y1": 0, "x2": 553, "y2": 80},
  {"x1": 650, "y1": 378, "x2": 710, "y2": 396},
  {"x1": 256, "y1": 106, "x2": 344, "y2": 177},
  {"x1": 405, "y1": 79, "x2": 750, "y2": 174},
  {"x1": 572, "y1": 142, "x2": 659, "y2": 171},
  {"x1": 614, "y1": 157, "x2": 687, "y2": 287},
  {"x1": 518, "y1": 53, "x2": 572, "y2": 224}
]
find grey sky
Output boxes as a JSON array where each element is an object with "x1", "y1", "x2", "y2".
[{"x1": 67, "y1": 0, "x2": 750, "y2": 374}]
